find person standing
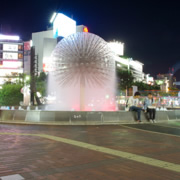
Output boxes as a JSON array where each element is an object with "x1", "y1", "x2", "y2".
[
  {"x1": 144, "y1": 93, "x2": 156, "y2": 123},
  {"x1": 127, "y1": 92, "x2": 142, "y2": 123}
]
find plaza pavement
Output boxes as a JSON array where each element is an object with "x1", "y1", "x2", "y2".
[{"x1": 0, "y1": 122, "x2": 180, "y2": 180}]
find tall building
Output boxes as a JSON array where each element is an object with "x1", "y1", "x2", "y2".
[
  {"x1": 32, "y1": 30, "x2": 56, "y2": 72},
  {"x1": 0, "y1": 34, "x2": 24, "y2": 85},
  {"x1": 32, "y1": 13, "x2": 89, "y2": 73},
  {"x1": 108, "y1": 41, "x2": 144, "y2": 81},
  {"x1": 116, "y1": 57, "x2": 144, "y2": 82},
  {"x1": 31, "y1": 13, "x2": 145, "y2": 82}
]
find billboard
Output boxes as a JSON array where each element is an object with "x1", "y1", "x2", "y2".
[
  {"x1": 3, "y1": 44, "x2": 18, "y2": 51},
  {"x1": 108, "y1": 42, "x2": 124, "y2": 56},
  {"x1": 53, "y1": 13, "x2": 76, "y2": 38},
  {"x1": 0, "y1": 61, "x2": 23, "y2": 69},
  {"x1": 3, "y1": 52, "x2": 18, "y2": 60},
  {"x1": 0, "y1": 34, "x2": 19, "y2": 40},
  {"x1": 24, "y1": 41, "x2": 31, "y2": 51}
]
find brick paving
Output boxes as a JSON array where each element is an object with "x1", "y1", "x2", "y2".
[{"x1": 0, "y1": 124, "x2": 180, "y2": 179}]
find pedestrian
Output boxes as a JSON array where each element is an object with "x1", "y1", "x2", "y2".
[
  {"x1": 127, "y1": 91, "x2": 142, "y2": 123},
  {"x1": 144, "y1": 93, "x2": 156, "y2": 123}
]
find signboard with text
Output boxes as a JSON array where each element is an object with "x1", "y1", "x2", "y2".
[
  {"x1": 3, "y1": 44, "x2": 18, "y2": 51},
  {"x1": 0, "y1": 61, "x2": 23, "y2": 69},
  {"x1": 3, "y1": 52, "x2": 18, "y2": 60}
]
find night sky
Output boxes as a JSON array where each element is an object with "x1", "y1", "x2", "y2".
[{"x1": 0, "y1": 0, "x2": 180, "y2": 78}]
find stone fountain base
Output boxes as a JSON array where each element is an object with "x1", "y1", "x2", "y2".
[{"x1": 0, "y1": 109, "x2": 179, "y2": 125}]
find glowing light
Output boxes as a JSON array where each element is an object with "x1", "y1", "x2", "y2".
[
  {"x1": 53, "y1": 13, "x2": 76, "y2": 38},
  {"x1": 50, "y1": 12, "x2": 57, "y2": 23},
  {"x1": 30, "y1": 40, "x2": 33, "y2": 47},
  {"x1": 106, "y1": 95, "x2": 110, "y2": 99},
  {"x1": 36, "y1": 92, "x2": 41, "y2": 98},
  {"x1": 155, "y1": 80, "x2": 164, "y2": 85},
  {"x1": 83, "y1": 27, "x2": 88, "y2": 32},
  {"x1": 1, "y1": 61, "x2": 22, "y2": 69},
  {"x1": 0, "y1": 69, "x2": 23, "y2": 75},
  {"x1": 25, "y1": 76, "x2": 30, "y2": 81},
  {"x1": 117, "y1": 63, "x2": 121, "y2": 67},
  {"x1": 0, "y1": 34, "x2": 20, "y2": 40},
  {"x1": 108, "y1": 41, "x2": 124, "y2": 56},
  {"x1": 43, "y1": 57, "x2": 51, "y2": 72},
  {"x1": 3, "y1": 52, "x2": 18, "y2": 60},
  {"x1": 3, "y1": 44, "x2": 18, "y2": 51}
]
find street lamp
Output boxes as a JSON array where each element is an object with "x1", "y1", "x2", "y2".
[{"x1": 25, "y1": 76, "x2": 30, "y2": 81}]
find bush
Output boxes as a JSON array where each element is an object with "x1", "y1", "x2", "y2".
[{"x1": 0, "y1": 84, "x2": 23, "y2": 106}]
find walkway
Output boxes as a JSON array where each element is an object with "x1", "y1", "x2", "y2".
[{"x1": 0, "y1": 122, "x2": 180, "y2": 179}]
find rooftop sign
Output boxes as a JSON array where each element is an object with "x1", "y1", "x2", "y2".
[{"x1": 53, "y1": 13, "x2": 76, "y2": 38}]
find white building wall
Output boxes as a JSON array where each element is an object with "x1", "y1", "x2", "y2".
[
  {"x1": 32, "y1": 25, "x2": 87, "y2": 72},
  {"x1": 32, "y1": 30, "x2": 54, "y2": 72},
  {"x1": 115, "y1": 56, "x2": 144, "y2": 81}
]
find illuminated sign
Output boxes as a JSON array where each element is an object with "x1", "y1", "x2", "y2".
[
  {"x1": 0, "y1": 69, "x2": 23, "y2": 76},
  {"x1": 0, "y1": 61, "x2": 22, "y2": 69},
  {"x1": 3, "y1": 52, "x2": 18, "y2": 60},
  {"x1": 24, "y1": 41, "x2": 31, "y2": 51},
  {"x1": 18, "y1": 53, "x2": 23, "y2": 59},
  {"x1": 108, "y1": 41, "x2": 124, "y2": 56},
  {"x1": 3, "y1": 44, "x2": 18, "y2": 51},
  {"x1": 0, "y1": 34, "x2": 20, "y2": 40},
  {"x1": 50, "y1": 12, "x2": 57, "y2": 23},
  {"x1": 83, "y1": 27, "x2": 88, "y2": 32},
  {"x1": 53, "y1": 13, "x2": 76, "y2": 38}
]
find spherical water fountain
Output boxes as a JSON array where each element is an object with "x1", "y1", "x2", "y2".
[{"x1": 48, "y1": 32, "x2": 116, "y2": 111}]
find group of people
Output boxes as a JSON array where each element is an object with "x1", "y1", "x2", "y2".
[{"x1": 126, "y1": 92, "x2": 156, "y2": 123}]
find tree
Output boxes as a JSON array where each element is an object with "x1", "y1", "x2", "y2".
[
  {"x1": 116, "y1": 69, "x2": 134, "y2": 90},
  {"x1": 36, "y1": 72, "x2": 47, "y2": 97},
  {"x1": 133, "y1": 81, "x2": 160, "y2": 91}
]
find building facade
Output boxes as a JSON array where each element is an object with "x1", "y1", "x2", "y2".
[
  {"x1": 0, "y1": 34, "x2": 23, "y2": 85},
  {"x1": 114, "y1": 56, "x2": 144, "y2": 82},
  {"x1": 32, "y1": 25, "x2": 89, "y2": 73},
  {"x1": 31, "y1": 13, "x2": 145, "y2": 83}
]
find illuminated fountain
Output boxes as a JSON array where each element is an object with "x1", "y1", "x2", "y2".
[{"x1": 48, "y1": 32, "x2": 116, "y2": 111}]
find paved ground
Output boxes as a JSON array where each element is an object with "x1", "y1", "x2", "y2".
[{"x1": 0, "y1": 122, "x2": 180, "y2": 180}]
